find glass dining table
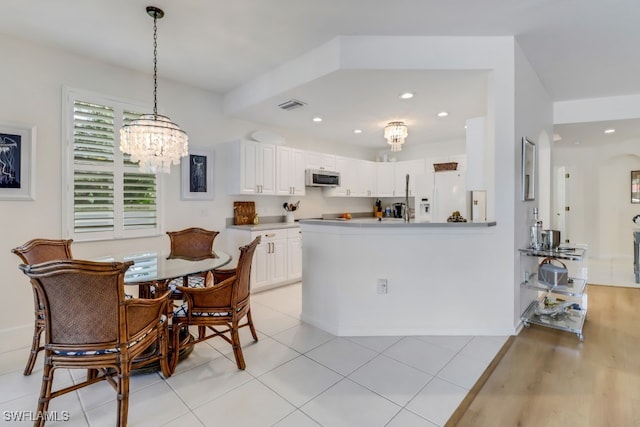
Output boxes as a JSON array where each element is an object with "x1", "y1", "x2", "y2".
[
  {"x1": 95, "y1": 250, "x2": 232, "y2": 296},
  {"x1": 93, "y1": 249, "x2": 233, "y2": 373}
]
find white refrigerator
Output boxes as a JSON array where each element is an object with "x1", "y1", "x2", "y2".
[{"x1": 432, "y1": 171, "x2": 467, "y2": 222}]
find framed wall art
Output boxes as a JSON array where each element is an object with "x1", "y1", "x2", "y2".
[
  {"x1": 0, "y1": 122, "x2": 36, "y2": 200},
  {"x1": 632, "y1": 170, "x2": 640, "y2": 204},
  {"x1": 521, "y1": 137, "x2": 536, "y2": 201},
  {"x1": 181, "y1": 149, "x2": 214, "y2": 200}
]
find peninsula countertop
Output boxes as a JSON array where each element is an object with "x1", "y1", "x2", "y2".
[{"x1": 298, "y1": 218, "x2": 497, "y2": 228}]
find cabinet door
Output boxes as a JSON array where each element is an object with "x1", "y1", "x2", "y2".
[
  {"x1": 239, "y1": 141, "x2": 259, "y2": 194},
  {"x1": 306, "y1": 151, "x2": 336, "y2": 171},
  {"x1": 376, "y1": 163, "x2": 396, "y2": 197},
  {"x1": 270, "y1": 238, "x2": 288, "y2": 284},
  {"x1": 276, "y1": 147, "x2": 307, "y2": 196},
  {"x1": 325, "y1": 156, "x2": 352, "y2": 197},
  {"x1": 358, "y1": 160, "x2": 377, "y2": 197},
  {"x1": 259, "y1": 144, "x2": 276, "y2": 195},
  {"x1": 251, "y1": 237, "x2": 270, "y2": 288},
  {"x1": 291, "y1": 149, "x2": 306, "y2": 195},
  {"x1": 276, "y1": 146, "x2": 293, "y2": 196},
  {"x1": 287, "y1": 231, "x2": 302, "y2": 280}
]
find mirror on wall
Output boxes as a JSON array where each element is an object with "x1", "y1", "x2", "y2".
[
  {"x1": 632, "y1": 170, "x2": 640, "y2": 203},
  {"x1": 522, "y1": 137, "x2": 536, "y2": 201}
]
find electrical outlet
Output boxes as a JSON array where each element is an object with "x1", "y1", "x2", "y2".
[{"x1": 377, "y1": 279, "x2": 388, "y2": 294}]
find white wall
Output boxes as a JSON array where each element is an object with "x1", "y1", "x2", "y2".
[
  {"x1": 554, "y1": 140, "x2": 640, "y2": 259},
  {"x1": 514, "y1": 42, "x2": 554, "y2": 322}
]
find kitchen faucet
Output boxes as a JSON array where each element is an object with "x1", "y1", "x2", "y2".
[{"x1": 404, "y1": 173, "x2": 410, "y2": 223}]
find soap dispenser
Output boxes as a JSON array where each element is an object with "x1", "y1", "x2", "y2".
[{"x1": 253, "y1": 213, "x2": 260, "y2": 225}]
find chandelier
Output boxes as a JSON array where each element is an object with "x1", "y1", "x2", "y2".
[
  {"x1": 120, "y1": 6, "x2": 188, "y2": 174},
  {"x1": 384, "y1": 121, "x2": 408, "y2": 152}
]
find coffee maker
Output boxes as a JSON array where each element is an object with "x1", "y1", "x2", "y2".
[{"x1": 393, "y1": 203, "x2": 405, "y2": 218}]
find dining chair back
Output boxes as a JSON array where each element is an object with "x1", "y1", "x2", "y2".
[
  {"x1": 171, "y1": 236, "x2": 261, "y2": 371},
  {"x1": 11, "y1": 238, "x2": 73, "y2": 375},
  {"x1": 19, "y1": 259, "x2": 171, "y2": 427},
  {"x1": 166, "y1": 227, "x2": 220, "y2": 289}
]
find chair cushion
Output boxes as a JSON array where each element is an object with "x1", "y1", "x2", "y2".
[
  {"x1": 53, "y1": 315, "x2": 167, "y2": 355},
  {"x1": 173, "y1": 301, "x2": 230, "y2": 318},
  {"x1": 168, "y1": 276, "x2": 206, "y2": 292}
]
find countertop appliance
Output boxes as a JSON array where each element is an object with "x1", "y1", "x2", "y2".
[
  {"x1": 393, "y1": 203, "x2": 405, "y2": 218},
  {"x1": 305, "y1": 169, "x2": 340, "y2": 187}
]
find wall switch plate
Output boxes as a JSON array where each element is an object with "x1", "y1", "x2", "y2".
[{"x1": 377, "y1": 279, "x2": 388, "y2": 294}]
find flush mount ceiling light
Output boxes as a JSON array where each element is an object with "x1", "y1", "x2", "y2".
[
  {"x1": 384, "y1": 121, "x2": 408, "y2": 152},
  {"x1": 312, "y1": 117, "x2": 323, "y2": 122},
  {"x1": 119, "y1": 6, "x2": 188, "y2": 174},
  {"x1": 437, "y1": 111, "x2": 449, "y2": 117},
  {"x1": 399, "y1": 92, "x2": 414, "y2": 99}
]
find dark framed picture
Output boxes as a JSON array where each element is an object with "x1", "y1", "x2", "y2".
[
  {"x1": 181, "y1": 149, "x2": 214, "y2": 200},
  {"x1": 632, "y1": 170, "x2": 640, "y2": 204},
  {"x1": 0, "y1": 122, "x2": 36, "y2": 200}
]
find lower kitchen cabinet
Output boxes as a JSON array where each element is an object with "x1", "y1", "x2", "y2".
[{"x1": 227, "y1": 225, "x2": 302, "y2": 292}]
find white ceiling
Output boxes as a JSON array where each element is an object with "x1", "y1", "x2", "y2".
[{"x1": 2, "y1": 0, "x2": 640, "y2": 148}]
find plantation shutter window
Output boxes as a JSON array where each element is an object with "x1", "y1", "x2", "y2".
[{"x1": 64, "y1": 89, "x2": 162, "y2": 241}]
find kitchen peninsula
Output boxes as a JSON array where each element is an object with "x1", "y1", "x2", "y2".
[{"x1": 298, "y1": 219, "x2": 505, "y2": 337}]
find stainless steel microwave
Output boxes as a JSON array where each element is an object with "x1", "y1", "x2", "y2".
[{"x1": 305, "y1": 169, "x2": 340, "y2": 187}]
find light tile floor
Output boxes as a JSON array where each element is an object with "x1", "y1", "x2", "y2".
[{"x1": 0, "y1": 283, "x2": 508, "y2": 426}]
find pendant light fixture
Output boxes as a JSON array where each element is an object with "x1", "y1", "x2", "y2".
[
  {"x1": 120, "y1": 6, "x2": 188, "y2": 174},
  {"x1": 384, "y1": 121, "x2": 408, "y2": 152}
]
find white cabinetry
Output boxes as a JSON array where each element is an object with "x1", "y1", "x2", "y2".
[
  {"x1": 276, "y1": 146, "x2": 306, "y2": 196},
  {"x1": 325, "y1": 156, "x2": 355, "y2": 197},
  {"x1": 227, "y1": 226, "x2": 302, "y2": 292},
  {"x1": 226, "y1": 140, "x2": 276, "y2": 195},
  {"x1": 358, "y1": 160, "x2": 377, "y2": 197},
  {"x1": 287, "y1": 227, "x2": 302, "y2": 279},
  {"x1": 305, "y1": 151, "x2": 336, "y2": 171},
  {"x1": 394, "y1": 159, "x2": 425, "y2": 197},
  {"x1": 376, "y1": 163, "x2": 396, "y2": 197}
]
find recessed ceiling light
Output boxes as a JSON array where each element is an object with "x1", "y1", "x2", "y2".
[
  {"x1": 399, "y1": 92, "x2": 414, "y2": 99},
  {"x1": 353, "y1": 129, "x2": 362, "y2": 134},
  {"x1": 437, "y1": 111, "x2": 449, "y2": 117},
  {"x1": 312, "y1": 117, "x2": 322, "y2": 123},
  {"x1": 604, "y1": 128, "x2": 615, "y2": 134}
]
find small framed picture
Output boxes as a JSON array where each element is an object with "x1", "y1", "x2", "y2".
[
  {"x1": 632, "y1": 170, "x2": 640, "y2": 204},
  {"x1": 181, "y1": 149, "x2": 214, "y2": 200},
  {"x1": 0, "y1": 122, "x2": 36, "y2": 200}
]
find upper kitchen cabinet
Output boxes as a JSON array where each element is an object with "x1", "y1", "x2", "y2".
[
  {"x1": 394, "y1": 159, "x2": 426, "y2": 196},
  {"x1": 305, "y1": 151, "x2": 336, "y2": 171},
  {"x1": 226, "y1": 140, "x2": 276, "y2": 195},
  {"x1": 324, "y1": 155, "x2": 353, "y2": 197},
  {"x1": 376, "y1": 163, "x2": 395, "y2": 197},
  {"x1": 276, "y1": 146, "x2": 306, "y2": 196},
  {"x1": 358, "y1": 160, "x2": 377, "y2": 197}
]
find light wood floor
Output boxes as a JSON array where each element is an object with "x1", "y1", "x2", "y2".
[{"x1": 450, "y1": 284, "x2": 640, "y2": 427}]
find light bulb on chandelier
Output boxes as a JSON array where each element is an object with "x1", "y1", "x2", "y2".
[{"x1": 119, "y1": 6, "x2": 188, "y2": 174}]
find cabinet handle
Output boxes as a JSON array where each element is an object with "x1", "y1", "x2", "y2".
[{"x1": 265, "y1": 233, "x2": 276, "y2": 237}]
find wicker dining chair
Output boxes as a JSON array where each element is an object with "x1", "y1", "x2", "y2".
[
  {"x1": 166, "y1": 227, "x2": 220, "y2": 288},
  {"x1": 19, "y1": 259, "x2": 171, "y2": 427},
  {"x1": 170, "y1": 236, "x2": 261, "y2": 372},
  {"x1": 11, "y1": 238, "x2": 74, "y2": 375}
]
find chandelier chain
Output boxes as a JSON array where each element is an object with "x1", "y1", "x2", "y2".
[{"x1": 152, "y1": 13, "x2": 158, "y2": 117}]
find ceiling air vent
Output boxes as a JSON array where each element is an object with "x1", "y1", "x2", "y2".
[{"x1": 277, "y1": 99, "x2": 306, "y2": 111}]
